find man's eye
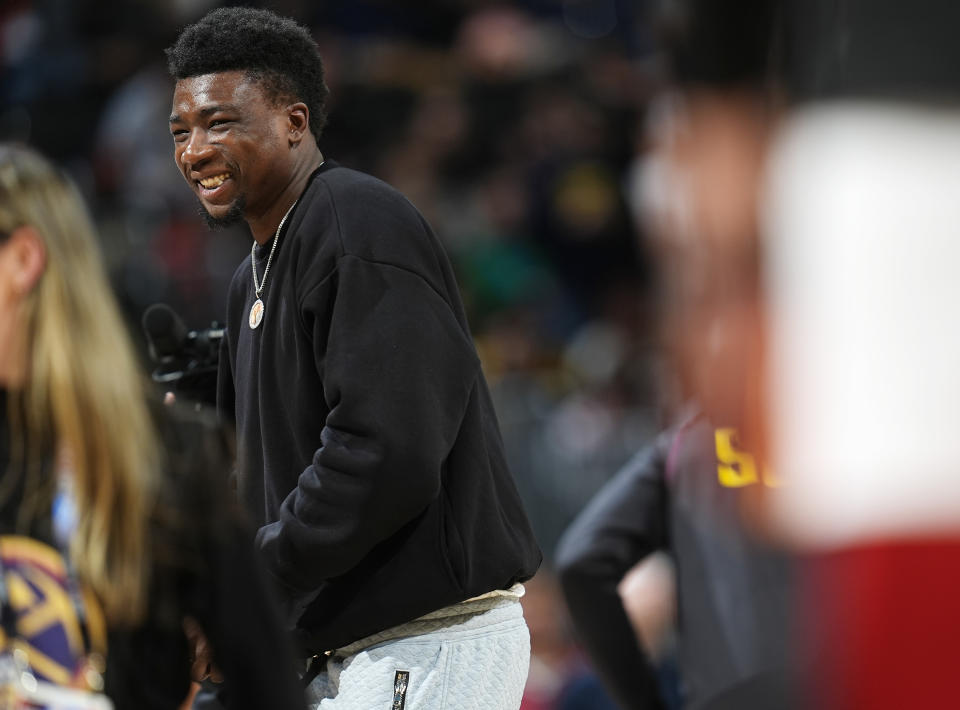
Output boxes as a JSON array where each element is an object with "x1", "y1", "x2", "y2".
[
  {"x1": 209, "y1": 119, "x2": 231, "y2": 129},
  {"x1": 171, "y1": 130, "x2": 188, "y2": 142}
]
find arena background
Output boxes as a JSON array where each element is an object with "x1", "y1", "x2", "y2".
[{"x1": 1, "y1": 2, "x2": 668, "y2": 707}]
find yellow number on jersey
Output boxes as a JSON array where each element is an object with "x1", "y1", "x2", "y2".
[{"x1": 715, "y1": 428, "x2": 758, "y2": 487}]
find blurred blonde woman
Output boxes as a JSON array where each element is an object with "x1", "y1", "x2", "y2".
[
  {"x1": 0, "y1": 141, "x2": 158, "y2": 627},
  {"x1": 0, "y1": 143, "x2": 304, "y2": 710}
]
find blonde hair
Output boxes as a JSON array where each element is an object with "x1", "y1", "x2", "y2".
[{"x1": 0, "y1": 144, "x2": 158, "y2": 626}]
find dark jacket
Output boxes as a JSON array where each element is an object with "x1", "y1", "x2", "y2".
[
  {"x1": 0, "y1": 389, "x2": 304, "y2": 710},
  {"x1": 556, "y1": 410, "x2": 795, "y2": 710},
  {"x1": 218, "y1": 161, "x2": 541, "y2": 654}
]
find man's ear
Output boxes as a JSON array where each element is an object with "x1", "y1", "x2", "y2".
[
  {"x1": 3, "y1": 226, "x2": 47, "y2": 295},
  {"x1": 287, "y1": 102, "x2": 311, "y2": 146}
]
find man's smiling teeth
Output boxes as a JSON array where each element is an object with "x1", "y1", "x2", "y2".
[{"x1": 199, "y1": 173, "x2": 230, "y2": 188}]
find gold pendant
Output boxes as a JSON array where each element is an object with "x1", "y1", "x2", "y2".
[{"x1": 249, "y1": 298, "x2": 265, "y2": 329}]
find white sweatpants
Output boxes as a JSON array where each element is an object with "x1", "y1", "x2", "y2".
[{"x1": 305, "y1": 598, "x2": 530, "y2": 709}]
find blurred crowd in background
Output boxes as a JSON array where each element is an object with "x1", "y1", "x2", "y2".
[
  {"x1": 2, "y1": 1, "x2": 670, "y2": 707},
  {"x1": 1, "y1": 0, "x2": 665, "y2": 549},
  {"x1": 9, "y1": 1, "x2": 960, "y2": 708}
]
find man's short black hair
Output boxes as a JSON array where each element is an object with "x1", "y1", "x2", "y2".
[{"x1": 166, "y1": 7, "x2": 329, "y2": 139}]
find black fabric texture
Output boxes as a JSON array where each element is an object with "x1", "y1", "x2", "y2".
[{"x1": 218, "y1": 161, "x2": 541, "y2": 654}]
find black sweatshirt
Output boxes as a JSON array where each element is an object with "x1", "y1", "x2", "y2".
[
  {"x1": 556, "y1": 410, "x2": 796, "y2": 710},
  {"x1": 218, "y1": 161, "x2": 541, "y2": 654}
]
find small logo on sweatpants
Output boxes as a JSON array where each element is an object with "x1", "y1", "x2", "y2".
[{"x1": 392, "y1": 670, "x2": 409, "y2": 709}]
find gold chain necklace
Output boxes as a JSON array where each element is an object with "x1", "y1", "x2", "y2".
[{"x1": 248, "y1": 198, "x2": 298, "y2": 330}]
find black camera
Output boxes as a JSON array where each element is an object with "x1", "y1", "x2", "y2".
[{"x1": 142, "y1": 303, "x2": 223, "y2": 406}]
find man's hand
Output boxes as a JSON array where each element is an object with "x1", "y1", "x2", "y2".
[{"x1": 184, "y1": 617, "x2": 223, "y2": 683}]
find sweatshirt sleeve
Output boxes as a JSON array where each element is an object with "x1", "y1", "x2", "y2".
[
  {"x1": 555, "y1": 433, "x2": 672, "y2": 710},
  {"x1": 256, "y1": 253, "x2": 480, "y2": 597},
  {"x1": 216, "y1": 328, "x2": 235, "y2": 430}
]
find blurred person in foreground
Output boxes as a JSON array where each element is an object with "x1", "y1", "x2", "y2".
[
  {"x1": 760, "y1": 2, "x2": 960, "y2": 707},
  {"x1": 0, "y1": 143, "x2": 304, "y2": 709},
  {"x1": 556, "y1": 2, "x2": 799, "y2": 708},
  {"x1": 627, "y1": 1, "x2": 960, "y2": 708},
  {"x1": 165, "y1": 8, "x2": 541, "y2": 709}
]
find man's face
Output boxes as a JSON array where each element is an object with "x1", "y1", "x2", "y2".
[{"x1": 170, "y1": 70, "x2": 291, "y2": 227}]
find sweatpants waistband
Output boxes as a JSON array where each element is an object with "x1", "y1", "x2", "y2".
[{"x1": 333, "y1": 586, "x2": 525, "y2": 658}]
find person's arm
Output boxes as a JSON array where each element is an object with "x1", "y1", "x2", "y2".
[
  {"x1": 194, "y1": 515, "x2": 306, "y2": 710},
  {"x1": 157, "y1": 403, "x2": 306, "y2": 710},
  {"x1": 555, "y1": 433, "x2": 672, "y2": 710},
  {"x1": 256, "y1": 253, "x2": 480, "y2": 599}
]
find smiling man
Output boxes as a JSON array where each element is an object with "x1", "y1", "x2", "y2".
[
  {"x1": 165, "y1": 7, "x2": 541, "y2": 710},
  {"x1": 169, "y1": 67, "x2": 319, "y2": 238}
]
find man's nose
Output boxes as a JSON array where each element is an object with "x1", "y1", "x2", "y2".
[{"x1": 181, "y1": 130, "x2": 215, "y2": 169}]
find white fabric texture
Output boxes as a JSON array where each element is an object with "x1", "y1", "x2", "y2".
[
  {"x1": 305, "y1": 597, "x2": 530, "y2": 709},
  {"x1": 763, "y1": 101, "x2": 960, "y2": 546}
]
